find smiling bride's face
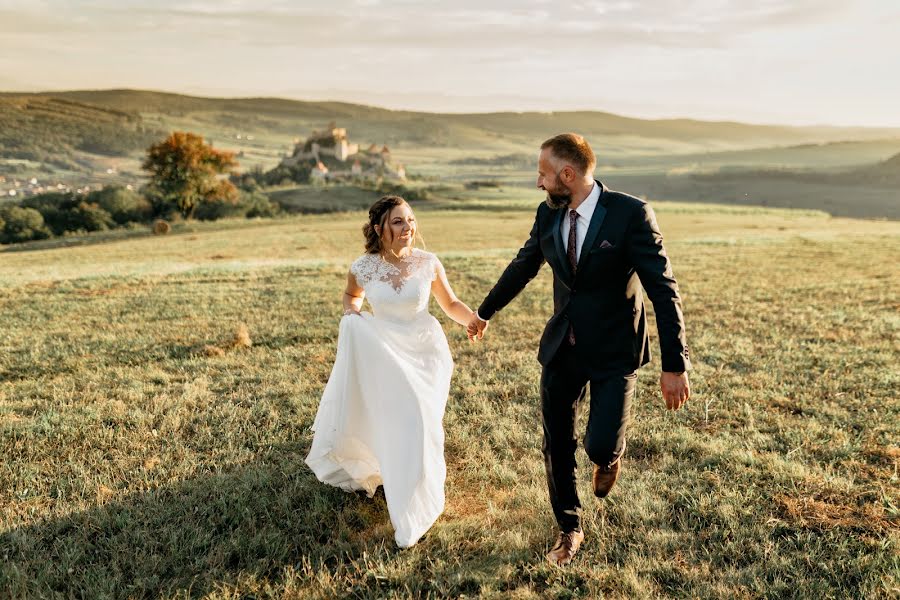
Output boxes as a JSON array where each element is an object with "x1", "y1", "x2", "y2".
[{"x1": 381, "y1": 203, "x2": 417, "y2": 252}]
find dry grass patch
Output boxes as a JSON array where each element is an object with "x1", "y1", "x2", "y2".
[{"x1": 776, "y1": 492, "x2": 894, "y2": 534}]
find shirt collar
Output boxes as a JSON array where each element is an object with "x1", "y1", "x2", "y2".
[{"x1": 573, "y1": 181, "x2": 599, "y2": 219}]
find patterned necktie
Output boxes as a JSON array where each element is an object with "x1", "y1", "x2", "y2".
[
  {"x1": 567, "y1": 209, "x2": 578, "y2": 271},
  {"x1": 567, "y1": 209, "x2": 578, "y2": 345}
]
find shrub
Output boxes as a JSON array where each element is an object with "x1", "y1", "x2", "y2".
[
  {"x1": 20, "y1": 192, "x2": 71, "y2": 235},
  {"x1": 70, "y1": 201, "x2": 114, "y2": 232},
  {"x1": 194, "y1": 190, "x2": 279, "y2": 221},
  {"x1": 0, "y1": 205, "x2": 51, "y2": 244},
  {"x1": 242, "y1": 190, "x2": 279, "y2": 219},
  {"x1": 88, "y1": 186, "x2": 153, "y2": 224},
  {"x1": 374, "y1": 181, "x2": 430, "y2": 202},
  {"x1": 194, "y1": 197, "x2": 244, "y2": 221},
  {"x1": 232, "y1": 169, "x2": 263, "y2": 192},
  {"x1": 21, "y1": 192, "x2": 114, "y2": 234},
  {"x1": 260, "y1": 163, "x2": 311, "y2": 186}
]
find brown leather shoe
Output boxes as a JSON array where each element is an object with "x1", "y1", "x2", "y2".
[
  {"x1": 546, "y1": 529, "x2": 585, "y2": 566},
  {"x1": 592, "y1": 459, "x2": 621, "y2": 498}
]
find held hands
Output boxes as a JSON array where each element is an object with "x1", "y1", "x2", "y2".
[
  {"x1": 659, "y1": 371, "x2": 690, "y2": 410},
  {"x1": 466, "y1": 313, "x2": 488, "y2": 342}
]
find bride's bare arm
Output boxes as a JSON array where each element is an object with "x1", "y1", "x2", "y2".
[
  {"x1": 431, "y1": 260, "x2": 475, "y2": 327},
  {"x1": 343, "y1": 271, "x2": 365, "y2": 315}
]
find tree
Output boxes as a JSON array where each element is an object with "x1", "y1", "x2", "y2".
[{"x1": 142, "y1": 131, "x2": 238, "y2": 218}]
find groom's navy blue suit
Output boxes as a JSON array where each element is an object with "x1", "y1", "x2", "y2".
[{"x1": 477, "y1": 180, "x2": 691, "y2": 532}]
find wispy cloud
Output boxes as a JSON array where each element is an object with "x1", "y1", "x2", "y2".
[{"x1": 0, "y1": 0, "x2": 855, "y2": 46}]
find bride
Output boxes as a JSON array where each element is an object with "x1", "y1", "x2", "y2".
[{"x1": 305, "y1": 195, "x2": 476, "y2": 547}]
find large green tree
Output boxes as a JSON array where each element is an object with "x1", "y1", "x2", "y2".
[{"x1": 142, "y1": 131, "x2": 238, "y2": 218}]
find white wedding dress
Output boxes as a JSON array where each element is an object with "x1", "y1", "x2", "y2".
[{"x1": 304, "y1": 248, "x2": 453, "y2": 547}]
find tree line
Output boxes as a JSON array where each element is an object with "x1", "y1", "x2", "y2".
[{"x1": 1, "y1": 132, "x2": 278, "y2": 245}]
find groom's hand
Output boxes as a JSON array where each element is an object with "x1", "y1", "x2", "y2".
[
  {"x1": 466, "y1": 314, "x2": 488, "y2": 341},
  {"x1": 660, "y1": 371, "x2": 690, "y2": 410}
]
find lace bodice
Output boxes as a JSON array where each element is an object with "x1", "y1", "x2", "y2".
[{"x1": 350, "y1": 249, "x2": 440, "y2": 323}]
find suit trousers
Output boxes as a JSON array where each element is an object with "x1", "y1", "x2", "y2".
[{"x1": 540, "y1": 340, "x2": 636, "y2": 533}]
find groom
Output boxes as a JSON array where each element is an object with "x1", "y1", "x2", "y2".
[{"x1": 467, "y1": 133, "x2": 691, "y2": 566}]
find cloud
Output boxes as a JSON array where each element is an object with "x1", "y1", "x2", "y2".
[
  {"x1": 1, "y1": 0, "x2": 899, "y2": 125},
  {"x1": 0, "y1": 0, "x2": 857, "y2": 48},
  {"x1": 0, "y1": 1, "x2": 889, "y2": 60}
]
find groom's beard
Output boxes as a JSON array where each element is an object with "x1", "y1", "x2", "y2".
[{"x1": 544, "y1": 185, "x2": 572, "y2": 209}]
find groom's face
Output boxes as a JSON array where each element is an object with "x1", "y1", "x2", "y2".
[{"x1": 537, "y1": 149, "x2": 572, "y2": 209}]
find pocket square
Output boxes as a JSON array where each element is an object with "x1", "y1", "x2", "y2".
[{"x1": 599, "y1": 240, "x2": 615, "y2": 249}]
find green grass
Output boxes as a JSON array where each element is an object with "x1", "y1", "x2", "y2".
[
  {"x1": 267, "y1": 185, "x2": 382, "y2": 214},
  {"x1": 1, "y1": 202, "x2": 898, "y2": 598}
]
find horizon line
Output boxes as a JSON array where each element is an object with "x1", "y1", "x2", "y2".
[{"x1": 4, "y1": 86, "x2": 900, "y2": 132}]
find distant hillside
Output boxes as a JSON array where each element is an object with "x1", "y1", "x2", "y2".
[
  {"x1": 844, "y1": 152, "x2": 900, "y2": 185},
  {"x1": 691, "y1": 151, "x2": 900, "y2": 188},
  {"x1": 4, "y1": 89, "x2": 900, "y2": 219},
  {"x1": 4, "y1": 89, "x2": 900, "y2": 156},
  {"x1": 0, "y1": 95, "x2": 163, "y2": 170}
]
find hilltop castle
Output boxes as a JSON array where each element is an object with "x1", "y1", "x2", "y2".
[{"x1": 280, "y1": 123, "x2": 406, "y2": 181}]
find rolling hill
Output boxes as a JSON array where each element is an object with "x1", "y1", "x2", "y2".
[
  {"x1": 0, "y1": 95, "x2": 163, "y2": 169},
  {"x1": 2, "y1": 89, "x2": 898, "y2": 219},
  {"x1": 4, "y1": 89, "x2": 900, "y2": 162},
  {"x1": 842, "y1": 151, "x2": 900, "y2": 186}
]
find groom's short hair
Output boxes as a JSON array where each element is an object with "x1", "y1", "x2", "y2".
[{"x1": 541, "y1": 133, "x2": 596, "y2": 176}]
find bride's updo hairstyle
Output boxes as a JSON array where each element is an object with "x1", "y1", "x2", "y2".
[{"x1": 363, "y1": 195, "x2": 424, "y2": 254}]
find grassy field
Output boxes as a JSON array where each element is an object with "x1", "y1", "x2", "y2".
[
  {"x1": 1, "y1": 199, "x2": 898, "y2": 598},
  {"x1": 267, "y1": 186, "x2": 382, "y2": 215}
]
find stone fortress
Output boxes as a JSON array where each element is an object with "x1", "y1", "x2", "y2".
[{"x1": 280, "y1": 123, "x2": 406, "y2": 181}]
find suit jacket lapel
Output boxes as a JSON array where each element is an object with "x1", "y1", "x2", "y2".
[
  {"x1": 551, "y1": 207, "x2": 574, "y2": 281},
  {"x1": 576, "y1": 180, "x2": 609, "y2": 273}
]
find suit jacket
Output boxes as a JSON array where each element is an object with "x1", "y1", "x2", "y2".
[{"x1": 477, "y1": 180, "x2": 691, "y2": 375}]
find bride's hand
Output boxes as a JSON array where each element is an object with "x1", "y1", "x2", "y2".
[
  {"x1": 343, "y1": 308, "x2": 361, "y2": 317},
  {"x1": 466, "y1": 312, "x2": 488, "y2": 341}
]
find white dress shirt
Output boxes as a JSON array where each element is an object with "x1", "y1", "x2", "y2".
[
  {"x1": 561, "y1": 181, "x2": 600, "y2": 263},
  {"x1": 476, "y1": 183, "x2": 600, "y2": 323}
]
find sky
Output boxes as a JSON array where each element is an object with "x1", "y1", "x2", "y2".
[{"x1": 1, "y1": 0, "x2": 899, "y2": 127}]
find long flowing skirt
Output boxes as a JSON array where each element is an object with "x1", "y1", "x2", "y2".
[{"x1": 305, "y1": 311, "x2": 453, "y2": 547}]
